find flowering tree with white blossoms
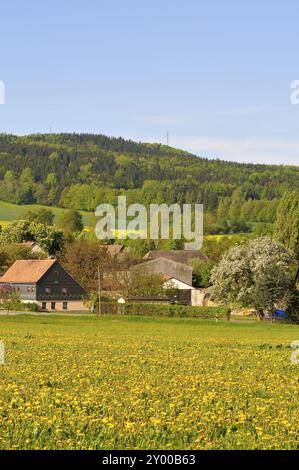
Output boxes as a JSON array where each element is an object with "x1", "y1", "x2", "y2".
[{"x1": 210, "y1": 237, "x2": 296, "y2": 319}]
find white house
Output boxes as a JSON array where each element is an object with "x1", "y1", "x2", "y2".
[{"x1": 163, "y1": 277, "x2": 195, "y2": 291}]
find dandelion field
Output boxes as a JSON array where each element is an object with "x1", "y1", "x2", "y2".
[{"x1": 0, "y1": 315, "x2": 298, "y2": 450}]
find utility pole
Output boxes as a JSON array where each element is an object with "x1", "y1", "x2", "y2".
[{"x1": 98, "y1": 264, "x2": 102, "y2": 316}]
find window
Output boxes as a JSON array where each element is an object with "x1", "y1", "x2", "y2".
[
  {"x1": 63, "y1": 302, "x2": 68, "y2": 310},
  {"x1": 54, "y1": 270, "x2": 59, "y2": 284},
  {"x1": 41, "y1": 302, "x2": 47, "y2": 310},
  {"x1": 45, "y1": 287, "x2": 51, "y2": 294},
  {"x1": 51, "y1": 302, "x2": 56, "y2": 310},
  {"x1": 62, "y1": 287, "x2": 68, "y2": 295}
]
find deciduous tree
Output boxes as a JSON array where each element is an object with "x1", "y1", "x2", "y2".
[{"x1": 210, "y1": 237, "x2": 296, "y2": 319}]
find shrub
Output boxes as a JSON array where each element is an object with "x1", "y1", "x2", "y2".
[
  {"x1": 102, "y1": 302, "x2": 231, "y2": 319},
  {"x1": 0, "y1": 301, "x2": 38, "y2": 312},
  {"x1": 24, "y1": 302, "x2": 38, "y2": 312}
]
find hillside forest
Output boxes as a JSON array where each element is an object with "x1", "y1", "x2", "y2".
[{"x1": 0, "y1": 133, "x2": 298, "y2": 237}]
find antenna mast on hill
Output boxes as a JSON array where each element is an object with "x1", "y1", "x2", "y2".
[{"x1": 166, "y1": 129, "x2": 169, "y2": 146}]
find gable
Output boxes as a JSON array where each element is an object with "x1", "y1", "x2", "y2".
[
  {"x1": 37, "y1": 261, "x2": 85, "y2": 292},
  {"x1": 163, "y1": 278, "x2": 194, "y2": 290}
]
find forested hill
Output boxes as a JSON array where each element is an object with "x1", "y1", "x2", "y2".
[{"x1": 0, "y1": 133, "x2": 298, "y2": 234}]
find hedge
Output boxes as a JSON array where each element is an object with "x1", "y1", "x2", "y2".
[
  {"x1": 0, "y1": 302, "x2": 38, "y2": 312},
  {"x1": 101, "y1": 302, "x2": 230, "y2": 319}
]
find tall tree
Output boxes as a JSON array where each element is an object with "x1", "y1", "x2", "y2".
[
  {"x1": 58, "y1": 240, "x2": 111, "y2": 292},
  {"x1": 56, "y1": 209, "x2": 83, "y2": 234},
  {"x1": 273, "y1": 191, "x2": 299, "y2": 257},
  {"x1": 273, "y1": 190, "x2": 299, "y2": 284},
  {"x1": 21, "y1": 208, "x2": 54, "y2": 226}
]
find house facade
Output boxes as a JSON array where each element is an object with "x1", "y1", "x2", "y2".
[{"x1": 0, "y1": 259, "x2": 88, "y2": 312}]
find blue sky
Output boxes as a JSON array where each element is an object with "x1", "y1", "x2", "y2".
[{"x1": 0, "y1": 0, "x2": 299, "y2": 165}]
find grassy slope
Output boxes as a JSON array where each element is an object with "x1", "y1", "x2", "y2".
[
  {"x1": 0, "y1": 200, "x2": 96, "y2": 229},
  {"x1": 0, "y1": 315, "x2": 298, "y2": 450}
]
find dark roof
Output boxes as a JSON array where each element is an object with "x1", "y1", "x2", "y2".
[
  {"x1": 143, "y1": 250, "x2": 208, "y2": 264},
  {"x1": 134, "y1": 257, "x2": 193, "y2": 272},
  {"x1": 0, "y1": 259, "x2": 57, "y2": 283}
]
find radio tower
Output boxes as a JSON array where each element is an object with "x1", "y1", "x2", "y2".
[{"x1": 166, "y1": 129, "x2": 169, "y2": 146}]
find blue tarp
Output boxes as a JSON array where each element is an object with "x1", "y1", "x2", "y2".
[{"x1": 273, "y1": 310, "x2": 286, "y2": 318}]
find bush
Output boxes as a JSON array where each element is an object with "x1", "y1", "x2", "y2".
[
  {"x1": 1, "y1": 301, "x2": 23, "y2": 311},
  {"x1": 109, "y1": 302, "x2": 231, "y2": 319},
  {"x1": 0, "y1": 301, "x2": 38, "y2": 312},
  {"x1": 24, "y1": 302, "x2": 38, "y2": 312}
]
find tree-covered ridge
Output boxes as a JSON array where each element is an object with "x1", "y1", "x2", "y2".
[{"x1": 0, "y1": 133, "x2": 298, "y2": 234}]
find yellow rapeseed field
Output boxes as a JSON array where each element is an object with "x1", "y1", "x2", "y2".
[{"x1": 0, "y1": 315, "x2": 298, "y2": 450}]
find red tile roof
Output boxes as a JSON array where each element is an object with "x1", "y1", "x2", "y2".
[{"x1": 0, "y1": 259, "x2": 56, "y2": 283}]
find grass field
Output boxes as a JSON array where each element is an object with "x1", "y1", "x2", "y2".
[
  {"x1": 0, "y1": 200, "x2": 96, "y2": 229},
  {"x1": 0, "y1": 315, "x2": 298, "y2": 450}
]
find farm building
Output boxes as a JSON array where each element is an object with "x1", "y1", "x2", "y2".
[
  {"x1": 135, "y1": 257, "x2": 193, "y2": 285},
  {"x1": 134, "y1": 251, "x2": 213, "y2": 307},
  {"x1": 0, "y1": 259, "x2": 88, "y2": 312}
]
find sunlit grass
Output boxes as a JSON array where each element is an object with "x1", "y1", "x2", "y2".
[{"x1": 0, "y1": 200, "x2": 96, "y2": 228}]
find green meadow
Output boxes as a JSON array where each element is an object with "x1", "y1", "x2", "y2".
[{"x1": 0, "y1": 200, "x2": 96, "y2": 229}]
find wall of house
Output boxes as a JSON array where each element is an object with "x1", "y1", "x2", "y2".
[
  {"x1": 9, "y1": 283, "x2": 36, "y2": 301},
  {"x1": 191, "y1": 289, "x2": 217, "y2": 307},
  {"x1": 176, "y1": 289, "x2": 192, "y2": 305},
  {"x1": 36, "y1": 300, "x2": 90, "y2": 312},
  {"x1": 191, "y1": 289, "x2": 206, "y2": 306}
]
